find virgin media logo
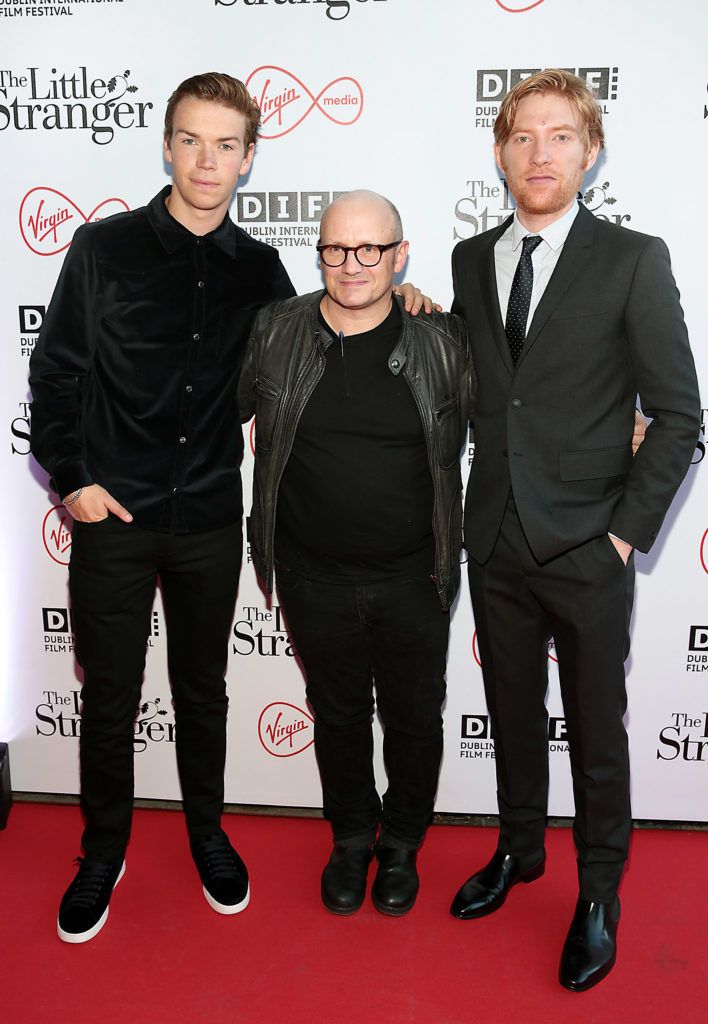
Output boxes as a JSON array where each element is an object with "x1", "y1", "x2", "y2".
[
  {"x1": 495, "y1": 0, "x2": 546, "y2": 11},
  {"x1": 701, "y1": 528, "x2": 708, "y2": 576},
  {"x1": 246, "y1": 66, "x2": 363, "y2": 139},
  {"x1": 42, "y1": 505, "x2": 73, "y2": 566},
  {"x1": 258, "y1": 702, "x2": 314, "y2": 757},
  {"x1": 19, "y1": 187, "x2": 130, "y2": 256}
]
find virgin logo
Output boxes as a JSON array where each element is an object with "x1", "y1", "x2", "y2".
[
  {"x1": 245, "y1": 66, "x2": 363, "y2": 139},
  {"x1": 258, "y1": 702, "x2": 314, "y2": 757},
  {"x1": 701, "y1": 528, "x2": 708, "y2": 575},
  {"x1": 495, "y1": 0, "x2": 546, "y2": 11},
  {"x1": 20, "y1": 187, "x2": 130, "y2": 256},
  {"x1": 42, "y1": 505, "x2": 73, "y2": 566}
]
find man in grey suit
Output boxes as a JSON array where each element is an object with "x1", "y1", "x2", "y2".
[{"x1": 449, "y1": 69, "x2": 700, "y2": 991}]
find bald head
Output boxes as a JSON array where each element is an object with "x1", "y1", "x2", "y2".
[
  {"x1": 317, "y1": 189, "x2": 409, "y2": 328},
  {"x1": 320, "y1": 190, "x2": 403, "y2": 244}
]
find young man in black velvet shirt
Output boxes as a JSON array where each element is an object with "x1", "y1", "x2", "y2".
[{"x1": 29, "y1": 73, "x2": 297, "y2": 944}]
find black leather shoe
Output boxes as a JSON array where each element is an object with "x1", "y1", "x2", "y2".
[
  {"x1": 450, "y1": 849, "x2": 545, "y2": 919},
  {"x1": 321, "y1": 845, "x2": 373, "y2": 915},
  {"x1": 559, "y1": 896, "x2": 620, "y2": 992},
  {"x1": 371, "y1": 847, "x2": 419, "y2": 917}
]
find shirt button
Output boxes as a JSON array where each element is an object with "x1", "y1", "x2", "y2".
[
  {"x1": 192, "y1": 333, "x2": 200, "y2": 341},
  {"x1": 185, "y1": 385, "x2": 193, "y2": 393},
  {"x1": 390, "y1": 359, "x2": 400, "y2": 370},
  {"x1": 510, "y1": 398, "x2": 522, "y2": 409},
  {"x1": 172, "y1": 487, "x2": 179, "y2": 495},
  {"x1": 179, "y1": 436, "x2": 186, "y2": 444},
  {"x1": 196, "y1": 239, "x2": 202, "y2": 246},
  {"x1": 197, "y1": 281, "x2": 205, "y2": 289}
]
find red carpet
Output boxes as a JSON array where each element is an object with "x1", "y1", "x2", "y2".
[{"x1": 1, "y1": 803, "x2": 706, "y2": 1023}]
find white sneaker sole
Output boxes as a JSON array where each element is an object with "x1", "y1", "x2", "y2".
[
  {"x1": 57, "y1": 860, "x2": 126, "y2": 944},
  {"x1": 203, "y1": 882, "x2": 250, "y2": 916}
]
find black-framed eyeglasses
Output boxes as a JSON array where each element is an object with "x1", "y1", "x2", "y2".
[{"x1": 316, "y1": 241, "x2": 403, "y2": 268}]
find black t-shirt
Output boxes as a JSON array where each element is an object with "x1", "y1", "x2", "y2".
[{"x1": 275, "y1": 302, "x2": 435, "y2": 582}]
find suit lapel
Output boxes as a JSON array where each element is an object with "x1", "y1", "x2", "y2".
[
  {"x1": 517, "y1": 203, "x2": 596, "y2": 365},
  {"x1": 479, "y1": 215, "x2": 514, "y2": 376}
]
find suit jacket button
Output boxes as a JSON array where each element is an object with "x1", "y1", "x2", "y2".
[
  {"x1": 502, "y1": 448, "x2": 508, "y2": 458},
  {"x1": 510, "y1": 398, "x2": 522, "y2": 409}
]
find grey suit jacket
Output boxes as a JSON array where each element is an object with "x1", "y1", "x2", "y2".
[{"x1": 452, "y1": 203, "x2": 700, "y2": 564}]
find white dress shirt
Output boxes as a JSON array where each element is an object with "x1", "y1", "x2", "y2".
[{"x1": 495, "y1": 201, "x2": 579, "y2": 327}]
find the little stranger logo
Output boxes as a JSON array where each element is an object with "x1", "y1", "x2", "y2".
[
  {"x1": 20, "y1": 187, "x2": 130, "y2": 256},
  {"x1": 0, "y1": 66, "x2": 152, "y2": 144},
  {"x1": 42, "y1": 504, "x2": 73, "y2": 566},
  {"x1": 258, "y1": 702, "x2": 314, "y2": 757},
  {"x1": 245, "y1": 66, "x2": 363, "y2": 139}
]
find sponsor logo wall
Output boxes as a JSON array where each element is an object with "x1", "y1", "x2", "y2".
[{"x1": 2, "y1": 0, "x2": 706, "y2": 822}]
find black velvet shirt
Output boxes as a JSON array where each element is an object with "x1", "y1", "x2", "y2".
[{"x1": 29, "y1": 186, "x2": 295, "y2": 533}]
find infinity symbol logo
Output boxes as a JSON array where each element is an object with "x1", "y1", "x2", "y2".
[
  {"x1": 20, "y1": 187, "x2": 130, "y2": 256},
  {"x1": 246, "y1": 65, "x2": 363, "y2": 139},
  {"x1": 495, "y1": 0, "x2": 546, "y2": 11}
]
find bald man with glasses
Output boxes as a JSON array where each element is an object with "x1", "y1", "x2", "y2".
[{"x1": 238, "y1": 190, "x2": 474, "y2": 918}]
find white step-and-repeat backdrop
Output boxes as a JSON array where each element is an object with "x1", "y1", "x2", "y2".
[{"x1": 2, "y1": 0, "x2": 706, "y2": 821}]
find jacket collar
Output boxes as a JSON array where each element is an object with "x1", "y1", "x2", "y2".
[
  {"x1": 146, "y1": 185, "x2": 237, "y2": 258},
  {"x1": 308, "y1": 290, "x2": 411, "y2": 368},
  {"x1": 483, "y1": 204, "x2": 598, "y2": 373},
  {"x1": 518, "y1": 201, "x2": 596, "y2": 364}
]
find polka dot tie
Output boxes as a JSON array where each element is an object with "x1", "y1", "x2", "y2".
[{"x1": 505, "y1": 235, "x2": 542, "y2": 366}]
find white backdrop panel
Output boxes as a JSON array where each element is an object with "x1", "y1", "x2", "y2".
[{"x1": 2, "y1": 0, "x2": 706, "y2": 820}]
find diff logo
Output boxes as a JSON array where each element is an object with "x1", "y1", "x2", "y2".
[
  {"x1": 687, "y1": 626, "x2": 708, "y2": 673},
  {"x1": 245, "y1": 66, "x2": 363, "y2": 139},
  {"x1": 237, "y1": 190, "x2": 343, "y2": 249},
  {"x1": 258, "y1": 702, "x2": 314, "y2": 757},
  {"x1": 42, "y1": 607, "x2": 74, "y2": 654},
  {"x1": 474, "y1": 67, "x2": 618, "y2": 130},
  {"x1": 460, "y1": 714, "x2": 495, "y2": 760},
  {"x1": 42, "y1": 505, "x2": 72, "y2": 565},
  {"x1": 19, "y1": 187, "x2": 129, "y2": 256}
]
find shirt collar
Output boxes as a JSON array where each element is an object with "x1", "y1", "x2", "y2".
[
  {"x1": 146, "y1": 185, "x2": 237, "y2": 258},
  {"x1": 510, "y1": 201, "x2": 580, "y2": 253}
]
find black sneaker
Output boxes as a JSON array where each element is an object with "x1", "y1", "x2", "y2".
[
  {"x1": 57, "y1": 857, "x2": 125, "y2": 944},
  {"x1": 190, "y1": 830, "x2": 250, "y2": 915}
]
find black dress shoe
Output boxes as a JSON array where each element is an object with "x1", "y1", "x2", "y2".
[
  {"x1": 559, "y1": 896, "x2": 620, "y2": 992},
  {"x1": 371, "y1": 847, "x2": 419, "y2": 917},
  {"x1": 321, "y1": 845, "x2": 373, "y2": 915},
  {"x1": 450, "y1": 849, "x2": 545, "y2": 919}
]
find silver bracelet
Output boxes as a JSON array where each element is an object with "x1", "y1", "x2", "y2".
[{"x1": 64, "y1": 487, "x2": 84, "y2": 507}]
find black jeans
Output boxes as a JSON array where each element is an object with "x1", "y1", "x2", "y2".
[
  {"x1": 69, "y1": 516, "x2": 242, "y2": 861},
  {"x1": 276, "y1": 571, "x2": 450, "y2": 849}
]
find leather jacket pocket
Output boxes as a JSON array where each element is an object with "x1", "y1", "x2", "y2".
[
  {"x1": 434, "y1": 394, "x2": 463, "y2": 470},
  {"x1": 253, "y1": 374, "x2": 283, "y2": 453}
]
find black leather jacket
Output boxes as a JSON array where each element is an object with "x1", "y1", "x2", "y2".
[{"x1": 238, "y1": 291, "x2": 474, "y2": 610}]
